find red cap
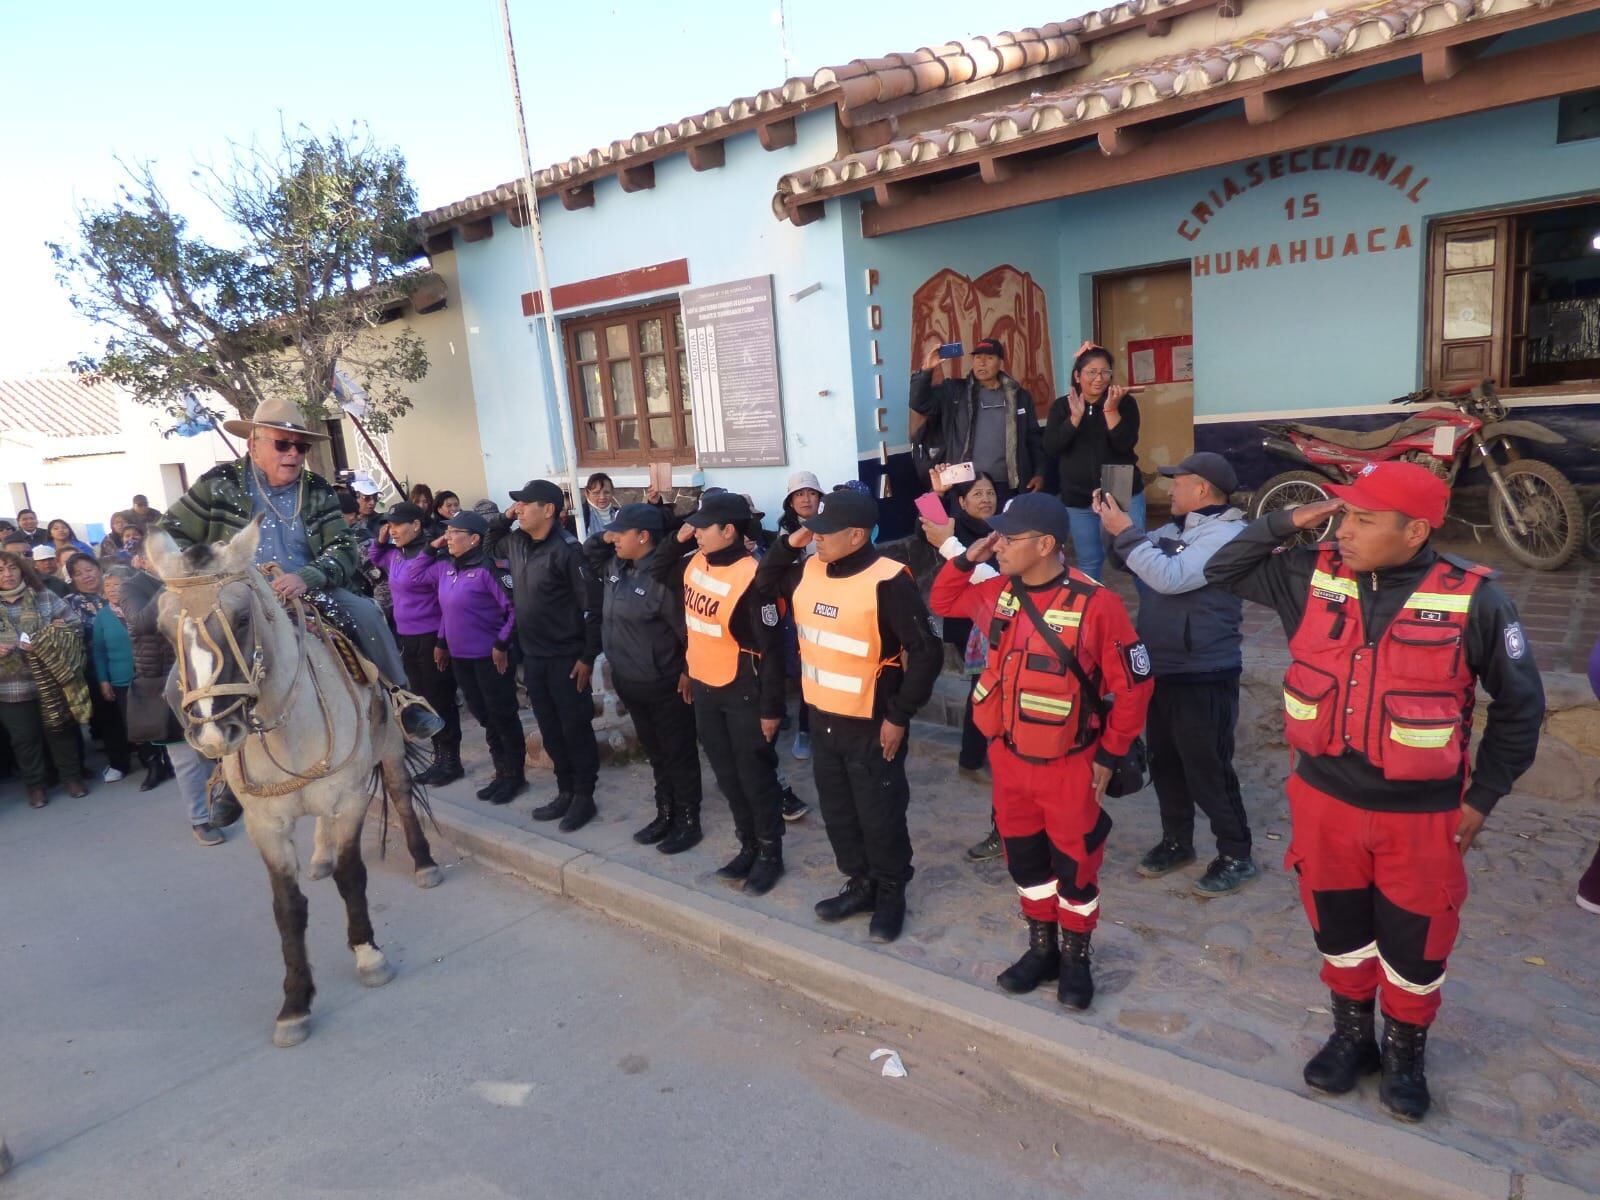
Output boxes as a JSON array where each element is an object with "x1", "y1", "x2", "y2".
[{"x1": 1327, "y1": 461, "x2": 1450, "y2": 529}]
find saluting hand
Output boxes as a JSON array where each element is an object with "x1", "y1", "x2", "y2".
[
  {"x1": 1290, "y1": 498, "x2": 1344, "y2": 531},
  {"x1": 787, "y1": 527, "x2": 814, "y2": 550},
  {"x1": 965, "y1": 531, "x2": 1000, "y2": 564},
  {"x1": 676, "y1": 523, "x2": 696, "y2": 545}
]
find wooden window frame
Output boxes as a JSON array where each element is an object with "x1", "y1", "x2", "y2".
[
  {"x1": 563, "y1": 300, "x2": 696, "y2": 468},
  {"x1": 1425, "y1": 193, "x2": 1600, "y2": 394}
]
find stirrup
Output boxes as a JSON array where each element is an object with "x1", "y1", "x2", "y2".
[{"x1": 386, "y1": 684, "x2": 443, "y2": 740}]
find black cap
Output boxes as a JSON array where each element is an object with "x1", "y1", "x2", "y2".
[
  {"x1": 1157, "y1": 451, "x2": 1238, "y2": 495},
  {"x1": 609, "y1": 503, "x2": 664, "y2": 535},
  {"x1": 445, "y1": 511, "x2": 489, "y2": 536},
  {"x1": 509, "y1": 479, "x2": 563, "y2": 506},
  {"x1": 802, "y1": 489, "x2": 877, "y2": 534},
  {"x1": 986, "y1": 493, "x2": 1071, "y2": 547},
  {"x1": 384, "y1": 502, "x2": 427, "y2": 525},
  {"x1": 971, "y1": 337, "x2": 1005, "y2": 360},
  {"x1": 685, "y1": 492, "x2": 752, "y2": 529}
]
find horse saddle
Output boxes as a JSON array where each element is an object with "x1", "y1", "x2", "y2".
[{"x1": 295, "y1": 594, "x2": 378, "y2": 688}]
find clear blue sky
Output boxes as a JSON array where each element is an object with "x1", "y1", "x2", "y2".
[{"x1": 0, "y1": 0, "x2": 1066, "y2": 375}]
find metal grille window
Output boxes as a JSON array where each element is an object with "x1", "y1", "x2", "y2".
[{"x1": 564, "y1": 302, "x2": 694, "y2": 466}]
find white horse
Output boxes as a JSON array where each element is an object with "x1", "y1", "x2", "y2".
[{"x1": 148, "y1": 519, "x2": 441, "y2": 1047}]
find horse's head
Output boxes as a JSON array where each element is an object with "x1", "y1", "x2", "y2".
[{"x1": 147, "y1": 519, "x2": 278, "y2": 759}]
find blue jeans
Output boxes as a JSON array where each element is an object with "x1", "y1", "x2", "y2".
[
  {"x1": 166, "y1": 739, "x2": 213, "y2": 827},
  {"x1": 1066, "y1": 491, "x2": 1146, "y2": 581}
]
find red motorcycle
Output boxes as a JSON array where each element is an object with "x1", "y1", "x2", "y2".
[{"x1": 1252, "y1": 382, "x2": 1583, "y2": 570}]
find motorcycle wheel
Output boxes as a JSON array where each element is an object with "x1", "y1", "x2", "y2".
[
  {"x1": 1251, "y1": 470, "x2": 1336, "y2": 547},
  {"x1": 1489, "y1": 458, "x2": 1582, "y2": 571}
]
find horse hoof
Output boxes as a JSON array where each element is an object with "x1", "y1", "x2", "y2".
[
  {"x1": 354, "y1": 943, "x2": 395, "y2": 988},
  {"x1": 413, "y1": 865, "x2": 443, "y2": 889},
  {"x1": 273, "y1": 1016, "x2": 311, "y2": 1047},
  {"x1": 307, "y1": 859, "x2": 333, "y2": 881}
]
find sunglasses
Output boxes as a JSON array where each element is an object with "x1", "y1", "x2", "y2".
[{"x1": 272, "y1": 438, "x2": 314, "y2": 455}]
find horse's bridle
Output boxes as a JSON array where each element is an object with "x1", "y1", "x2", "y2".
[
  {"x1": 167, "y1": 566, "x2": 299, "y2": 733},
  {"x1": 167, "y1": 565, "x2": 359, "y2": 795}
]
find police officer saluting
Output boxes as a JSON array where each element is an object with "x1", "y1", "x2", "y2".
[
  {"x1": 583, "y1": 502, "x2": 704, "y2": 855},
  {"x1": 667, "y1": 491, "x2": 788, "y2": 894},
  {"x1": 931, "y1": 493, "x2": 1153, "y2": 1011},
  {"x1": 487, "y1": 480, "x2": 603, "y2": 832},
  {"x1": 1205, "y1": 461, "x2": 1543, "y2": 1122},
  {"x1": 757, "y1": 487, "x2": 942, "y2": 943}
]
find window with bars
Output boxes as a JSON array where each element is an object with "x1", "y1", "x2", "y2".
[
  {"x1": 1427, "y1": 198, "x2": 1600, "y2": 390},
  {"x1": 565, "y1": 302, "x2": 695, "y2": 466}
]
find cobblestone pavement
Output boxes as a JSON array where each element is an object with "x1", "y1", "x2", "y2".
[{"x1": 444, "y1": 660, "x2": 1600, "y2": 1192}]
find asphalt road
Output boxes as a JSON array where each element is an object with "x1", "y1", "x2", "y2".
[{"x1": 0, "y1": 782, "x2": 1291, "y2": 1198}]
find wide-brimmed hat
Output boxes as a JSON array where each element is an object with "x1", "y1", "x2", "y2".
[{"x1": 222, "y1": 397, "x2": 330, "y2": 441}]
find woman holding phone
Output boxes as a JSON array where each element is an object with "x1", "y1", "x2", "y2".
[{"x1": 1043, "y1": 342, "x2": 1145, "y2": 580}]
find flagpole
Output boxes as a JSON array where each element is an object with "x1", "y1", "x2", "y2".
[{"x1": 497, "y1": 0, "x2": 587, "y2": 538}]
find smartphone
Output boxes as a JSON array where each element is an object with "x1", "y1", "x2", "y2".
[
  {"x1": 939, "y1": 461, "x2": 976, "y2": 486},
  {"x1": 1100, "y1": 464, "x2": 1135, "y2": 511},
  {"x1": 936, "y1": 341, "x2": 964, "y2": 359},
  {"x1": 915, "y1": 492, "x2": 950, "y2": 525}
]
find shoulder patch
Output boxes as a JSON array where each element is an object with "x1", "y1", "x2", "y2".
[
  {"x1": 1123, "y1": 640, "x2": 1152, "y2": 679},
  {"x1": 1503, "y1": 621, "x2": 1526, "y2": 661},
  {"x1": 760, "y1": 603, "x2": 780, "y2": 627},
  {"x1": 1439, "y1": 551, "x2": 1498, "y2": 580}
]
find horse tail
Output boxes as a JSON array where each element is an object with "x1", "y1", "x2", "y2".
[{"x1": 368, "y1": 740, "x2": 438, "y2": 860}]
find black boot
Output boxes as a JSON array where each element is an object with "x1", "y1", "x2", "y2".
[
  {"x1": 488, "y1": 777, "x2": 527, "y2": 805},
  {"x1": 633, "y1": 795, "x2": 674, "y2": 845},
  {"x1": 716, "y1": 840, "x2": 757, "y2": 880},
  {"x1": 814, "y1": 877, "x2": 875, "y2": 923},
  {"x1": 657, "y1": 802, "x2": 703, "y2": 855},
  {"x1": 209, "y1": 781, "x2": 243, "y2": 828},
  {"x1": 418, "y1": 746, "x2": 464, "y2": 787},
  {"x1": 559, "y1": 793, "x2": 597, "y2": 832},
  {"x1": 1303, "y1": 993, "x2": 1380, "y2": 1095},
  {"x1": 1378, "y1": 1018, "x2": 1431, "y2": 1122},
  {"x1": 532, "y1": 791, "x2": 572, "y2": 821},
  {"x1": 742, "y1": 840, "x2": 785, "y2": 896},
  {"x1": 477, "y1": 777, "x2": 506, "y2": 801},
  {"x1": 1057, "y1": 929, "x2": 1094, "y2": 1011},
  {"x1": 868, "y1": 881, "x2": 906, "y2": 943},
  {"x1": 139, "y1": 749, "x2": 175, "y2": 793},
  {"x1": 996, "y1": 918, "x2": 1060, "y2": 994}
]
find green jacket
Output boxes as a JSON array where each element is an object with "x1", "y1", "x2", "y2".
[{"x1": 161, "y1": 457, "x2": 358, "y2": 592}]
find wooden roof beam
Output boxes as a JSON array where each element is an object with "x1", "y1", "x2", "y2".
[
  {"x1": 424, "y1": 231, "x2": 454, "y2": 256},
  {"x1": 618, "y1": 163, "x2": 655, "y2": 193},
  {"x1": 1422, "y1": 35, "x2": 1497, "y2": 84},
  {"x1": 1098, "y1": 124, "x2": 1150, "y2": 157},
  {"x1": 559, "y1": 183, "x2": 595, "y2": 211},
  {"x1": 1244, "y1": 75, "x2": 1339, "y2": 125},
  {"x1": 979, "y1": 155, "x2": 1019, "y2": 185},
  {"x1": 792, "y1": 200, "x2": 826, "y2": 227},
  {"x1": 686, "y1": 140, "x2": 725, "y2": 171},
  {"x1": 459, "y1": 217, "x2": 493, "y2": 243},
  {"x1": 758, "y1": 116, "x2": 798, "y2": 151}
]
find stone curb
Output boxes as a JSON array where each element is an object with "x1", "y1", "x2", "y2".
[{"x1": 424, "y1": 798, "x2": 1581, "y2": 1200}]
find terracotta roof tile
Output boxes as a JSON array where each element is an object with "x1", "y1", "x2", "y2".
[
  {"x1": 0, "y1": 374, "x2": 122, "y2": 438},
  {"x1": 416, "y1": 2, "x2": 1195, "y2": 231},
  {"x1": 772, "y1": 0, "x2": 1565, "y2": 215}
]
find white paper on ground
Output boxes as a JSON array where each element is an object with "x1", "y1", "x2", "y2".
[{"x1": 870, "y1": 1048, "x2": 907, "y2": 1078}]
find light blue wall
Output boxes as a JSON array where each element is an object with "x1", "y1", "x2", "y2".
[
  {"x1": 452, "y1": 109, "x2": 857, "y2": 515},
  {"x1": 845, "y1": 95, "x2": 1600, "y2": 428}
]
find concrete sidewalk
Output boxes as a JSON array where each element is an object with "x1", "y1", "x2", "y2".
[{"x1": 421, "y1": 687, "x2": 1599, "y2": 1200}]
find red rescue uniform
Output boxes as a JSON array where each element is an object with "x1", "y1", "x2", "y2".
[{"x1": 932, "y1": 560, "x2": 1152, "y2": 932}]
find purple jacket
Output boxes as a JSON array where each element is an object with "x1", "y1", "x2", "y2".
[
  {"x1": 369, "y1": 541, "x2": 448, "y2": 636},
  {"x1": 437, "y1": 549, "x2": 515, "y2": 660}
]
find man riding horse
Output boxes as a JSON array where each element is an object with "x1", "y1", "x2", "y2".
[{"x1": 161, "y1": 398, "x2": 445, "y2": 793}]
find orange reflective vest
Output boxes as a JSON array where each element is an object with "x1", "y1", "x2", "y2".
[
  {"x1": 793, "y1": 555, "x2": 907, "y2": 719},
  {"x1": 1283, "y1": 545, "x2": 1488, "y2": 782},
  {"x1": 971, "y1": 574, "x2": 1101, "y2": 762},
  {"x1": 683, "y1": 551, "x2": 759, "y2": 687}
]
